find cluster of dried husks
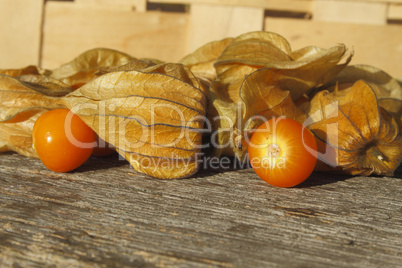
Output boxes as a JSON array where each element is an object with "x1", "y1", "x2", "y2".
[{"x1": 1, "y1": 32, "x2": 401, "y2": 179}]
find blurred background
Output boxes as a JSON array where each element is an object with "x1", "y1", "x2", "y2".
[{"x1": 1, "y1": 0, "x2": 402, "y2": 78}]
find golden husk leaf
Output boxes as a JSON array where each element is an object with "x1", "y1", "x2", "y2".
[
  {"x1": 0, "y1": 73, "x2": 72, "y2": 157},
  {"x1": 95, "y1": 58, "x2": 159, "y2": 76},
  {"x1": 61, "y1": 63, "x2": 207, "y2": 179},
  {"x1": 209, "y1": 68, "x2": 305, "y2": 160},
  {"x1": 207, "y1": 31, "x2": 354, "y2": 161},
  {"x1": 0, "y1": 74, "x2": 71, "y2": 123},
  {"x1": 0, "y1": 112, "x2": 44, "y2": 158},
  {"x1": 0, "y1": 65, "x2": 49, "y2": 77},
  {"x1": 180, "y1": 37, "x2": 234, "y2": 83},
  {"x1": 1, "y1": 31, "x2": 400, "y2": 179},
  {"x1": 329, "y1": 64, "x2": 402, "y2": 100},
  {"x1": 50, "y1": 48, "x2": 134, "y2": 89},
  {"x1": 307, "y1": 80, "x2": 401, "y2": 176},
  {"x1": 378, "y1": 98, "x2": 402, "y2": 129},
  {"x1": 214, "y1": 31, "x2": 353, "y2": 101}
]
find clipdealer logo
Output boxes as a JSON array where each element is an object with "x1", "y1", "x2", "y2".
[{"x1": 66, "y1": 100, "x2": 340, "y2": 171}]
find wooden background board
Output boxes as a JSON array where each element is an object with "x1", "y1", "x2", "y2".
[
  {"x1": 75, "y1": 0, "x2": 147, "y2": 12},
  {"x1": 264, "y1": 17, "x2": 402, "y2": 79},
  {"x1": 1, "y1": 0, "x2": 402, "y2": 78},
  {"x1": 313, "y1": 0, "x2": 388, "y2": 25},
  {"x1": 186, "y1": 3, "x2": 265, "y2": 53},
  {"x1": 0, "y1": 152, "x2": 401, "y2": 267},
  {"x1": 41, "y1": 1, "x2": 188, "y2": 68},
  {"x1": 0, "y1": 0, "x2": 44, "y2": 68}
]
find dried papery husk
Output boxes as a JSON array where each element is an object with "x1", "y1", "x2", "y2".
[
  {"x1": 328, "y1": 64, "x2": 402, "y2": 100},
  {"x1": 307, "y1": 80, "x2": 401, "y2": 176},
  {"x1": 17, "y1": 74, "x2": 72, "y2": 92},
  {"x1": 180, "y1": 37, "x2": 234, "y2": 83},
  {"x1": 317, "y1": 81, "x2": 401, "y2": 118},
  {"x1": 0, "y1": 111, "x2": 44, "y2": 158},
  {"x1": 311, "y1": 64, "x2": 402, "y2": 127},
  {"x1": 240, "y1": 69, "x2": 306, "y2": 126},
  {"x1": 209, "y1": 68, "x2": 305, "y2": 161},
  {"x1": 144, "y1": 63, "x2": 210, "y2": 105},
  {"x1": 206, "y1": 87, "x2": 238, "y2": 157},
  {"x1": 0, "y1": 74, "x2": 72, "y2": 157},
  {"x1": 50, "y1": 48, "x2": 134, "y2": 89},
  {"x1": 214, "y1": 31, "x2": 353, "y2": 101},
  {"x1": 0, "y1": 74, "x2": 71, "y2": 123},
  {"x1": 379, "y1": 98, "x2": 402, "y2": 115},
  {"x1": 61, "y1": 63, "x2": 207, "y2": 179},
  {"x1": 0, "y1": 65, "x2": 49, "y2": 77},
  {"x1": 95, "y1": 58, "x2": 159, "y2": 76},
  {"x1": 378, "y1": 98, "x2": 402, "y2": 131}
]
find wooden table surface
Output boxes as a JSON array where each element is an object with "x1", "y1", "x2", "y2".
[{"x1": 0, "y1": 152, "x2": 401, "y2": 267}]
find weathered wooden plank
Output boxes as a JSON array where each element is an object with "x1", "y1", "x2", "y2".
[
  {"x1": 76, "y1": 0, "x2": 147, "y2": 12},
  {"x1": 149, "y1": 0, "x2": 313, "y2": 12},
  {"x1": 388, "y1": 3, "x2": 402, "y2": 20},
  {"x1": 150, "y1": 0, "x2": 402, "y2": 5},
  {"x1": 0, "y1": 0, "x2": 44, "y2": 69},
  {"x1": 41, "y1": 1, "x2": 188, "y2": 69},
  {"x1": 186, "y1": 3, "x2": 264, "y2": 55},
  {"x1": 0, "y1": 152, "x2": 401, "y2": 267},
  {"x1": 313, "y1": 0, "x2": 388, "y2": 25},
  {"x1": 264, "y1": 17, "x2": 402, "y2": 79},
  {"x1": 313, "y1": 0, "x2": 402, "y2": 3},
  {"x1": 149, "y1": 0, "x2": 402, "y2": 13}
]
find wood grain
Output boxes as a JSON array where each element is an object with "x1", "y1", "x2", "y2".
[
  {"x1": 41, "y1": 1, "x2": 188, "y2": 69},
  {"x1": 313, "y1": 0, "x2": 388, "y2": 25},
  {"x1": 148, "y1": 0, "x2": 313, "y2": 12},
  {"x1": 75, "y1": 0, "x2": 147, "y2": 12},
  {"x1": 186, "y1": 3, "x2": 265, "y2": 54},
  {"x1": 2, "y1": 0, "x2": 401, "y2": 79},
  {"x1": 388, "y1": 3, "x2": 402, "y2": 20},
  {"x1": 264, "y1": 17, "x2": 402, "y2": 79},
  {"x1": 0, "y1": 0, "x2": 43, "y2": 68},
  {"x1": 0, "y1": 152, "x2": 401, "y2": 267}
]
